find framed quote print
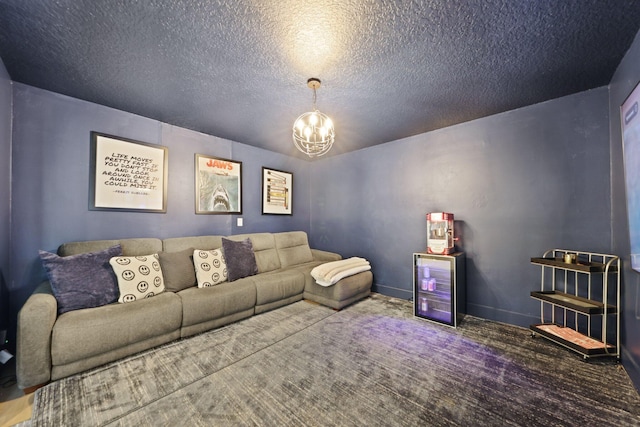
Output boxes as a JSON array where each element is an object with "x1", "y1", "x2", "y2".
[
  {"x1": 195, "y1": 154, "x2": 242, "y2": 214},
  {"x1": 89, "y1": 132, "x2": 168, "y2": 213},
  {"x1": 262, "y1": 167, "x2": 292, "y2": 215}
]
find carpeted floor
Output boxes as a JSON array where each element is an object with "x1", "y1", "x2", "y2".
[{"x1": 30, "y1": 294, "x2": 640, "y2": 426}]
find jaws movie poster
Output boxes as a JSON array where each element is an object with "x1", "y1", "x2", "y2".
[{"x1": 197, "y1": 155, "x2": 241, "y2": 214}]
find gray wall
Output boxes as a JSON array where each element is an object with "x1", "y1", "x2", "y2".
[
  {"x1": 310, "y1": 87, "x2": 611, "y2": 327},
  {"x1": 0, "y1": 56, "x2": 11, "y2": 333},
  {"x1": 609, "y1": 29, "x2": 640, "y2": 390},
  {"x1": 8, "y1": 84, "x2": 311, "y2": 348}
]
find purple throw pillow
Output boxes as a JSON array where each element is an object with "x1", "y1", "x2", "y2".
[
  {"x1": 221, "y1": 237, "x2": 258, "y2": 282},
  {"x1": 39, "y1": 244, "x2": 122, "y2": 314}
]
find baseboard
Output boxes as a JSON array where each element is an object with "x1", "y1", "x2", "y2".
[
  {"x1": 466, "y1": 303, "x2": 540, "y2": 329},
  {"x1": 372, "y1": 283, "x2": 412, "y2": 301}
]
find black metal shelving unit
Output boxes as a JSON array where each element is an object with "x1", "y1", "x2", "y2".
[{"x1": 529, "y1": 250, "x2": 620, "y2": 359}]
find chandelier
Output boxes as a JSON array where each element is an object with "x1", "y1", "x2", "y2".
[{"x1": 293, "y1": 78, "x2": 335, "y2": 157}]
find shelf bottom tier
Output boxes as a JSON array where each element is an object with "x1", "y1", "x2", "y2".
[{"x1": 530, "y1": 323, "x2": 617, "y2": 358}]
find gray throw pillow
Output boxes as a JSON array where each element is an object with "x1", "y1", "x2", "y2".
[
  {"x1": 221, "y1": 237, "x2": 258, "y2": 282},
  {"x1": 39, "y1": 244, "x2": 122, "y2": 314},
  {"x1": 158, "y1": 248, "x2": 197, "y2": 292}
]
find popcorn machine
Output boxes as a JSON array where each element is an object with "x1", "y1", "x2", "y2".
[{"x1": 426, "y1": 212, "x2": 455, "y2": 254}]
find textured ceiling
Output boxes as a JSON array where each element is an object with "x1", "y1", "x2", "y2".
[{"x1": 1, "y1": 1, "x2": 640, "y2": 159}]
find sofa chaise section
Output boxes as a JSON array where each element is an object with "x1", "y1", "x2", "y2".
[
  {"x1": 303, "y1": 270, "x2": 373, "y2": 310},
  {"x1": 273, "y1": 231, "x2": 372, "y2": 309}
]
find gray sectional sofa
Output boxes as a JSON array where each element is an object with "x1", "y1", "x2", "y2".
[{"x1": 17, "y1": 231, "x2": 373, "y2": 391}]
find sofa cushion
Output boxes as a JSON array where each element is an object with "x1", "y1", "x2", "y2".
[
  {"x1": 178, "y1": 278, "x2": 256, "y2": 328},
  {"x1": 274, "y1": 231, "x2": 314, "y2": 267},
  {"x1": 226, "y1": 233, "x2": 281, "y2": 273},
  {"x1": 51, "y1": 292, "x2": 182, "y2": 366},
  {"x1": 221, "y1": 237, "x2": 258, "y2": 281},
  {"x1": 305, "y1": 270, "x2": 373, "y2": 304},
  {"x1": 158, "y1": 248, "x2": 197, "y2": 292},
  {"x1": 39, "y1": 245, "x2": 122, "y2": 314},
  {"x1": 252, "y1": 270, "x2": 305, "y2": 306},
  {"x1": 110, "y1": 254, "x2": 165, "y2": 303},
  {"x1": 193, "y1": 249, "x2": 227, "y2": 287}
]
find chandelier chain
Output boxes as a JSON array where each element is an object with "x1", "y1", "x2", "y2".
[{"x1": 312, "y1": 87, "x2": 317, "y2": 110}]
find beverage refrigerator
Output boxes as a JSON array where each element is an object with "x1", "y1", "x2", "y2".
[{"x1": 413, "y1": 252, "x2": 466, "y2": 327}]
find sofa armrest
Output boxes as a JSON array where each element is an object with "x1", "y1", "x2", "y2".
[
  {"x1": 311, "y1": 249, "x2": 342, "y2": 262},
  {"x1": 17, "y1": 281, "x2": 57, "y2": 390}
]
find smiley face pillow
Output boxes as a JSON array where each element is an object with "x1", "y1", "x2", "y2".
[
  {"x1": 192, "y1": 248, "x2": 227, "y2": 288},
  {"x1": 109, "y1": 254, "x2": 165, "y2": 303}
]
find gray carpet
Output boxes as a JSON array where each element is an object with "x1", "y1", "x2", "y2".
[{"x1": 31, "y1": 294, "x2": 640, "y2": 426}]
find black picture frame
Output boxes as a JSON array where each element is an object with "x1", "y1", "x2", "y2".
[
  {"x1": 262, "y1": 167, "x2": 293, "y2": 215},
  {"x1": 89, "y1": 132, "x2": 168, "y2": 213},
  {"x1": 195, "y1": 154, "x2": 242, "y2": 214}
]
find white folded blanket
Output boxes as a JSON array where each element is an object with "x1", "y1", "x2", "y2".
[{"x1": 311, "y1": 257, "x2": 371, "y2": 287}]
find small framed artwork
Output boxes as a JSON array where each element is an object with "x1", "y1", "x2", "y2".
[
  {"x1": 89, "y1": 132, "x2": 168, "y2": 213},
  {"x1": 195, "y1": 154, "x2": 242, "y2": 214},
  {"x1": 262, "y1": 167, "x2": 293, "y2": 215}
]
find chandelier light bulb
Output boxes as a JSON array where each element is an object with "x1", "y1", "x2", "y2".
[{"x1": 325, "y1": 117, "x2": 333, "y2": 129}]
